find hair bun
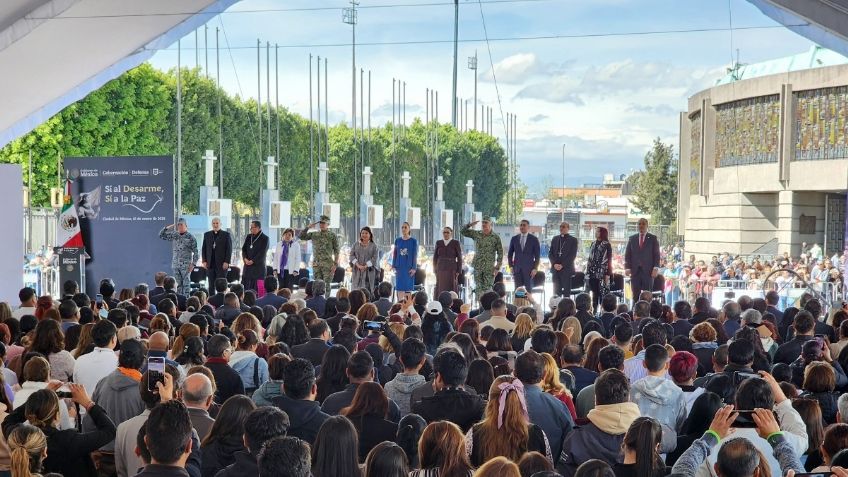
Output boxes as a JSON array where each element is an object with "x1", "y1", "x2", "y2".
[{"x1": 237, "y1": 335, "x2": 246, "y2": 344}]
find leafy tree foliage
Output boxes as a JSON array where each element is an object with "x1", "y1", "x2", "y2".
[
  {"x1": 1, "y1": 64, "x2": 509, "y2": 220},
  {"x1": 630, "y1": 138, "x2": 678, "y2": 225}
]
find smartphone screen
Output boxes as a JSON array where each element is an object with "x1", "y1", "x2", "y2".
[
  {"x1": 95, "y1": 294, "x2": 103, "y2": 307},
  {"x1": 99, "y1": 308, "x2": 109, "y2": 319},
  {"x1": 147, "y1": 356, "x2": 166, "y2": 392}
]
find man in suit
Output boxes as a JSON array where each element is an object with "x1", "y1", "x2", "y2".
[
  {"x1": 624, "y1": 218, "x2": 661, "y2": 302},
  {"x1": 291, "y1": 320, "x2": 331, "y2": 366},
  {"x1": 508, "y1": 219, "x2": 541, "y2": 290},
  {"x1": 201, "y1": 217, "x2": 233, "y2": 289},
  {"x1": 241, "y1": 220, "x2": 270, "y2": 292},
  {"x1": 149, "y1": 272, "x2": 167, "y2": 304},
  {"x1": 549, "y1": 222, "x2": 578, "y2": 298}
]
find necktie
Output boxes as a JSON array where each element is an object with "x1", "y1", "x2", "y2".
[
  {"x1": 639, "y1": 234, "x2": 645, "y2": 248},
  {"x1": 520, "y1": 234, "x2": 526, "y2": 251}
]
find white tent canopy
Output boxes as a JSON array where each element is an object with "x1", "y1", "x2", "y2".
[{"x1": 0, "y1": 0, "x2": 239, "y2": 149}]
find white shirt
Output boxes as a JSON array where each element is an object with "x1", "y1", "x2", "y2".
[
  {"x1": 11, "y1": 306, "x2": 35, "y2": 319},
  {"x1": 73, "y1": 347, "x2": 118, "y2": 395}
]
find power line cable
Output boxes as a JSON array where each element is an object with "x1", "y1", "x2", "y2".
[
  {"x1": 218, "y1": 16, "x2": 261, "y2": 155},
  {"x1": 148, "y1": 24, "x2": 808, "y2": 51},
  {"x1": 476, "y1": 0, "x2": 507, "y2": 140}
]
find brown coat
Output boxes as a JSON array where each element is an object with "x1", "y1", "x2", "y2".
[{"x1": 433, "y1": 239, "x2": 463, "y2": 296}]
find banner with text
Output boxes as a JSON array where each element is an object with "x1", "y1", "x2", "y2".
[{"x1": 64, "y1": 156, "x2": 174, "y2": 294}]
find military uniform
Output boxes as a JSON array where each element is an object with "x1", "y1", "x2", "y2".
[
  {"x1": 300, "y1": 217, "x2": 340, "y2": 284},
  {"x1": 460, "y1": 219, "x2": 503, "y2": 296},
  {"x1": 159, "y1": 224, "x2": 198, "y2": 295}
]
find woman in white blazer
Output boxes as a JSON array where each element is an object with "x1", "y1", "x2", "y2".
[{"x1": 273, "y1": 228, "x2": 302, "y2": 290}]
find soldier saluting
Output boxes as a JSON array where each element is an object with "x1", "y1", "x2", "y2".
[
  {"x1": 299, "y1": 215, "x2": 341, "y2": 286},
  {"x1": 461, "y1": 216, "x2": 504, "y2": 299}
]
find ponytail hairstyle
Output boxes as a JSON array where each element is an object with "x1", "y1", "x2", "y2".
[
  {"x1": 622, "y1": 417, "x2": 663, "y2": 477},
  {"x1": 171, "y1": 323, "x2": 200, "y2": 360},
  {"x1": 24, "y1": 389, "x2": 60, "y2": 430},
  {"x1": 236, "y1": 329, "x2": 259, "y2": 351},
  {"x1": 8, "y1": 423, "x2": 47, "y2": 477},
  {"x1": 478, "y1": 376, "x2": 531, "y2": 462}
]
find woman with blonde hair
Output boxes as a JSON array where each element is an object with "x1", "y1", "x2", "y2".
[
  {"x1": 465, "y1": 376, "x2": 551, "y2": 466},
  {"x1": 8, "y1": 424, "x2": 46, "y2": 477},
  {"x1": 170, "y1": 323, "x2": 200, "y2": 360},
  {"x1": 472, "y1": 456, "x2": 521, "y2": 477},
  {"x1": 511, "y1": 313, "x2": 535, "y2": 351},
  {"x1": 230, "y1": 312, "x2": 268, "y2": 358},
  {"x1": 540, "y1": 352, "x2": 577, "y2": 420},
  {"x1": 411, "y1": 421, "x2": 473, "y2": 477},
  {"x1": 562, "y1": 316, "x2": 582, "y2": 345}
]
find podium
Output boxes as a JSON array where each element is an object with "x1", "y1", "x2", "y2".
[{"x1": 55, "y1": 247, "x2": 86, "y2": 293}]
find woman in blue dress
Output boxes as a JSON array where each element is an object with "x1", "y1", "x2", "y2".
[{"x1": 393, "y1": 222, "x2": 418, "y2": 301}]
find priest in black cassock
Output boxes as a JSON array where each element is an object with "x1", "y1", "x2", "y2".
[
  {"x1": 241, "y1": 220, "x2": 269, "y2": 291},
  {"x1": 202, "y1": 217, "x2": 233, "y2": 288}
]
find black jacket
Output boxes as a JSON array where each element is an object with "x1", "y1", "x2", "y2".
[
  {"x1": 200, "y1": 434, "x2": 245, "y2": 477},
  {"x1": 348, "y1": 414, "x2": 399, "y2": 461},
  {"x1": 696, "y1": 363, "x2": 755, "y2": 404},
  {"x1": 800, "y1": 390, "x2": 840, "y2": 424},
  {"x1": 291, "y1": 338, "x2": 331, "y2": 367},
  {"x1": 205, "y1": 358, "x2": 246, "y2": 404},
  {"x1": 272, "y1": 394, "x2": 330, "y2": 445},
  {"x1": 207, "y1": 292, "x2": 226, "y2": 308},
  {"x1": 774, "y1": 335, "x2": 814, "y2": 365},
  {"x1": 412, "y1": 387, "x2": 485, "y2": 432},
  {"x1": 215, "y1": 450, "x2": 259, "y2": 477},
  {"x1": 3, "y1": 403, "x2": 116, "y2": 477},
  {"x1": 202, "y1": 230, "x2": 233, "y2": 270},
  {"x1": 241, "y1": 232, "x2": 270, "y2": 281}
]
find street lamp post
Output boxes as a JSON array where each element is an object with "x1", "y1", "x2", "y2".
[
  {"x1": 561, "y1": 143, "x2": 566, "y2": 222},
  {"x1": 468, "y1": 52, "x2": 478, "y2": 130}
]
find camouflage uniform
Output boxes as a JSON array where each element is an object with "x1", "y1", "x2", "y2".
[
  {"x1": 460, "y1": 223, "x2": 503, "y2": 296},
  {"x1": 159, "y1": 226, "x2": 198, "y2": 295},
  {"x1": 299, "y1": 228, "x2": 340, "y2": 283}
]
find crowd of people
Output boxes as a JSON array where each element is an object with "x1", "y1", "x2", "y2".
[
  {"x1": 2, "y1": 265, "x2": 848, "y2": 477},
  {"x1": 4, "y1": 215, "x2": 848, "y2": 477}
]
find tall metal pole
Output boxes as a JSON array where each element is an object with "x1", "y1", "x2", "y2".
[
  {"x1": 266, "y1": 42, "x2": 271, "y2": 159},
  {"x1": 309, "y1": 55, "x2": 314, "y2": 214},
  {"x1": 177, "y1": 39, "x2": 182, "y2": 217},
  {"x1": 276, "y1": 44, "x2": 280, "y2": 177},
  {"x1": 204, "y1": 25, "x2": 209, "y2": 79},
  {"x1": 216, "y1": 27, "x2": 223, "y2": 195},
  {"x1": 194, "y1": 30, "x2": 198, "y2": 69},
  {"x1": 360, "y1": 67, "x2": 364, "y2": 168},
  {"x1": 317, "y1": 56, "x2": 322, "y2": 163},
  {"x1": 473, "y1": 51, "x2": 478, "y2": 130},
  {"x1": 451, "y1": 0, "x2": 458, "y2": 127},
  {"x1": 403, "y1": 82, "x2": 406, "y2": 130},
  {"x1": 257, "y1": 39, "x2": 262, "y2": 187},
  {"x1": 561, "y1": 144, "x2": 566, "y2": 222},
  {"x1": 368, "y1": 70, "x2": 372, "y2": 166},
  {"x1": 393, "y1": 79, "x2": 397, "y2": 228},
  {"x1": 324, "y1": 57, "x2": 329, "y2": 165}
]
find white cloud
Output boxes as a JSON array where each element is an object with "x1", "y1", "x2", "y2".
[
  {"x1": 479, "y1": 53, "x2": 541, "y2": 84},
  {"x1": 528, "y1": 114, "x2": 548, "y2": 122},
  {"x1": 626, "y1": 103, "x2": 678, "y2": 116},
  {"x1": 515, "y1": 77, "x2": 584, "y2": 105}
]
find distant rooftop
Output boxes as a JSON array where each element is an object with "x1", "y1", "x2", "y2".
[{"x1": 715, "y1": 46, "x2": 848, "y2": 85}]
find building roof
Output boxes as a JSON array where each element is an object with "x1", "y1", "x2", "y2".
[
  {"x1": 0, "y1": 0, "x2": 239, "y2": 148},
  {"x1": 715, "y1": 45, "x2": 848, "y2": 85}
]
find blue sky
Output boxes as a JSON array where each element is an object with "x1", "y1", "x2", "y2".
[{"x1": 149, "y1": 0, "x2": 821, "y2": 191}]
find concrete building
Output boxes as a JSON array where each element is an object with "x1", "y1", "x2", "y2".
[{"x1": 678, "y1": 46, "x2": 848, "y2": 258}]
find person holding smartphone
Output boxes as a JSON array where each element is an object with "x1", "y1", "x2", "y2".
[{"x1": 2, "y1": 383, "x2": 116, "y2": 477}]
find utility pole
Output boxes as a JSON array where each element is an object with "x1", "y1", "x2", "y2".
[
  {"x1": 309, "y1": 54, "x2": 314, "y2": 214},
  {"x1": 451, "y1": 0, "x2": 459, "y2": 127},
  {"x1": 343, "y1": 1, "x2": 358, "y2": 231},
  {"x1": 468, "y1": 51, "x2": 478, "y2": 130},
  {"x1": 216, "y1": 27, "x2": 223, "y2": 195},
  {"x1": 204, "y1": 25, "x2": 209, "y2": 78},
  {"x1": 257, "y1": 39, "x2": 262, "y2": 188},
  {"x1": 177, "y1": 39, "x2": 182, "y2": 217}
]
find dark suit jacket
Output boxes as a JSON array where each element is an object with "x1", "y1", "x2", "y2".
[
  {"x1": 624, "y1": 232, "x2": 660, "y2": 274},
  {"x1": 208, "y1": 292, "x2": 226, "y2": 308},
  {"x1": 549, "y1": 234, "x2": 578, "y2": 275},
  {"x1": 202, "y1": 230, "x2": 233, "y2": 269},
  {"x1": 292, "y1": 338, "x2": 330, "y2": 366},
  {"x1": 241, "y1": 232, "x2": 270, "y2": 281},
  {"x1": 508, "y1": 233, "x2": 541, "y2": 272}
]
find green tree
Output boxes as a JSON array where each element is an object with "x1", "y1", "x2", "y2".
[
  {"x1": 630, "y1": 138, "x2": 678, "y2": 225},
  {"x1": 0, "y1": 62, "x2": 510, "y2": 224}
]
